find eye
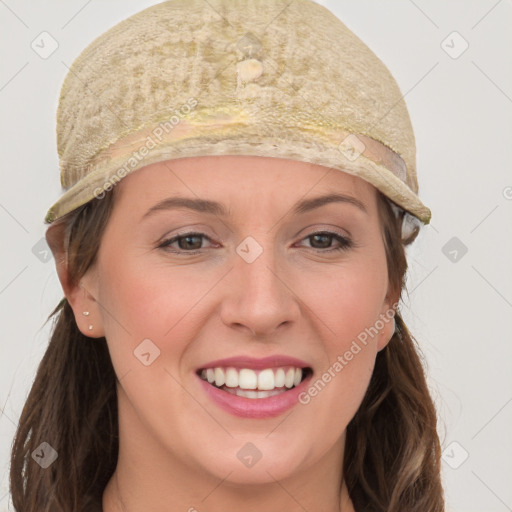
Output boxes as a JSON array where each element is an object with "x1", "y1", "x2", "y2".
[
  {"x1": 157, "y1": 232, "x2": 214, "y2": 254},
  {"x1": 299, "y1": 231, "x2": 353, "y2": 252},
  {"x1": 157, "y1": 230, "x2": 354, "y2": 255}
]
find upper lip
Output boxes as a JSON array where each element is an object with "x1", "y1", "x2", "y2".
[{"x1": 197, "y1": 355, "x2": 311, "y2": 371}]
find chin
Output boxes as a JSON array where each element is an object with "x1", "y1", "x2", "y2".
[{"x1": 196, "y1": 440, "x2": 311, "y2": 486}]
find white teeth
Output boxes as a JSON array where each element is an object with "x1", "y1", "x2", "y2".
[
  {"x1": 258, "y1": 369, "x2": 275, "y2": 390},
  {"x1": 214, "y1": 367, "x2": 225, "y2": 387},
  {"x1": 225, "y1": 367, "x2": 238, "y2": 388},
  {"x1": 274, "y1": 368, "x2": 285, "y2": 388},
  {"x1": 223, "y1": 387, "x2": 285, "y2": 399},
  {"x1": 201, "y1": 365, "x2": 308, "y2": 392},
  {"x1": 238, "y1": 369, "x2": 257, "y2": 389},
  {"x1": 284, "y1": 368, "x2": 295, "y2": 388}
]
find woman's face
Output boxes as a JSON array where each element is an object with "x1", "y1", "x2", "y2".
[{"x1": 76, "y1": 155, "x2": 396, "y2": 485}]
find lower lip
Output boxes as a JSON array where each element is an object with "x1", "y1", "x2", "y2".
[{"x1": 197, "y1": 372, "x2": 313, "y2": 419}]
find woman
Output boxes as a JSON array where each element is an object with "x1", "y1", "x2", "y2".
[{"x1": 9, "y1": 0, "x2": 444, "y2": 510}]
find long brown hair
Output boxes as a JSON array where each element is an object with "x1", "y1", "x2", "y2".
[{"x1": 9, "y1": 186, "x2": 444, "y2": 511}]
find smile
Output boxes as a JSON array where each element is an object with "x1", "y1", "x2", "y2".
[
  {"x1": 198, "y1": 366, "x2": 312, "y2": 399},
  {"x1": 195, "y1": 356, "x2": 314, "y2": 418}
]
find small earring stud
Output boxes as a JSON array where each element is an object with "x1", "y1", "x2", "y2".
[{"x1": 83, "y1": 312, "x2": 93, "y2": 331}]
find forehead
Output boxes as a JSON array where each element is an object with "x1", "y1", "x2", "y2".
[{"x1": 116, "y1": 155, "x2": 376, "y2": 203}]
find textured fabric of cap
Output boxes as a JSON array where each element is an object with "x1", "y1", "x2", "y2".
[{"x1": 45, "y1": 0, "x2": 431, "y2": 225}]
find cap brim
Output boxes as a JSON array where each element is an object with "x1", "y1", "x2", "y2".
[{"x1": 45, "y1": 117, "x2": 431, "y2": 224}]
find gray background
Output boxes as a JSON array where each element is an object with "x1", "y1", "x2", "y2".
[{"x1": 1, "y1": 1, "x2": 511, "y2": 510}]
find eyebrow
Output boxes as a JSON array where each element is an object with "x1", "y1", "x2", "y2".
[{"x1": 142, "y1": 192, "x2": 368, "y2": 220}]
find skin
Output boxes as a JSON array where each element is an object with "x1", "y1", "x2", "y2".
[{"x1": 49, "y1": 155, "x2": 397, "y2": 512}]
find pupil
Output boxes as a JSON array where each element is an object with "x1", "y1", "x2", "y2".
[
  {"x1": 181, "y1": 235, "x2": 201, "y2": 250},
  {"x1": 312, "y1": 234, "x2": 330, "y2": 248}
]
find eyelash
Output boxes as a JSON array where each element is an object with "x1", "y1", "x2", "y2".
[{"x1": 157, "y1": 230, "x2": 354, "y2": 255}]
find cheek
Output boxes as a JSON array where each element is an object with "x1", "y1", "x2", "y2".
[
  {"x1": 94, "y1": 258, "x2": 207, "y2": 426},
  {"x1": 95, "y1": 255, "x2": 212, "y2": 367},
  {"x1": 309, "y1": 255, "x2": 388, "y2": 345},
  {"x1": 296, "y1": 254, "x2": 387, "y2": 422}
]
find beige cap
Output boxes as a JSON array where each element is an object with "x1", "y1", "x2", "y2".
[{"x1": 45, "y1": 0, "x2": 431, "y2": 226}]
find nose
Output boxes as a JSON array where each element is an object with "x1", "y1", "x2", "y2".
[{"x1": 220, "y1": 243, "x2": 301, "y2": 338}]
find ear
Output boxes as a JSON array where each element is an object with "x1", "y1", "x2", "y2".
[
  {"x1": 46, "y1": 221, "x2": 105, "y2": 338},
  {"x1": 376, "y1": 288, "x2": 399, "y2": 352}
]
